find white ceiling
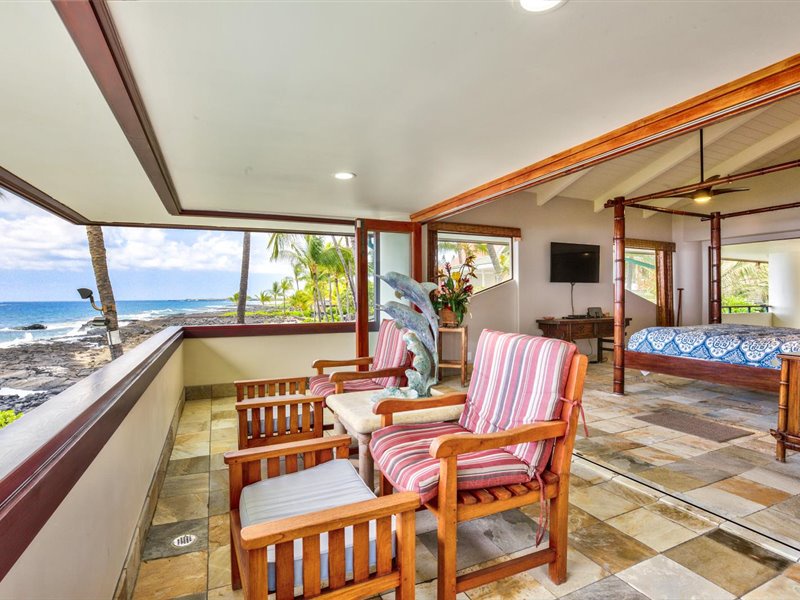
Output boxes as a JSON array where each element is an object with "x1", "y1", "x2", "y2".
[
  {"x1": 723, "y1": 238, "x2": 800, "y2": 261},
  {"x1": 2, "y1": 1, "x2": 800, "y2": 227}
]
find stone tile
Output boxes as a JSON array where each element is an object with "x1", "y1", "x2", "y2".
[
  {"x1": 595, "y1": 478, "x2": 661, "y2": 506},
  {"x1": 211, "y1": 417, "x2": 238, "y2": 431},
  {"x1": 208, "y1": 542, "x2": 231, "y2": 590},
  {"x1": 161, "y1": 472, "x2": 209, "y2": 498},
  {"x1": 683, "y1": 484, "x2": 765, "y2": 517},
  {"x1": 174, "y1": 593, "x2": 207, "y2": 600},
  {"x1": 471, "y1": 510, "x2": 540, "y2": 554},
  {"x1": 171, "y1": 437, "x2": 211, "y2": 460},
  {"x1": 209, "y1": 489, "x2": 229, "y2": 516},
  {"x1": 649, "y1": 438, "x2": 711, "y2": 459},
  {"x1": 560, "y1": 575, "x2": 647, "y2": 600},
  {"x1": 210, "y1": 469, "x2": 229, "y2": 492},
  {"x1": 785, "y1": 562, "x2": 800, "y2": 584},
  {"x1": 207, "y1": 586, "x2": 244, "y2": 599},
  {"x1": 568, "y1": 522, "x2": 656, "y2": 574},
  {"x1": 530, "y1": 547, "x2": 609, "y2": 597},
  {"x1": 719, "y1": 522, "x2": 800, "y2": 562},
  {"x1": 665, "y1": 529, "x2": 791, "y2": 597},
  {"x1": 665, "y1": 459, "x2": 732, "y2": 485},
  {"x1": 381, "y1": 579, "x2": 469, "y2": 600},
  {"x1": 590, "y1": 452, "x2": 656, "y2": 474},
  {"x1": 618, "y1": 425, "x2": 684, "y2": 446},
  {"x1": 153, "y1": 492, "x2": 209, "y2": 525},
  {"x1": 617, "y1": 555, "x2": 735, "y2": 600},
  {"x1": 568, "y1": 486, "x2": 639, "y2": 521},
  {"x1": 178, "y1": 419, "x2": 211, "y2": 434},
  {"x1": 570, "y1": 457, "x2": 614, "y2": 483},
  {"x1": 772, "y1": 494, "x2": 800, "y2": 519},
  {"x1": 167, "y1": 456, "x2": 210, "y2": 477},
  {"x1": 740, "y1": 466, "x2": 800, "y2": 495},
  {"x1": 619, "y1": 445, "x2": 681, "y2": 466},
  {"x1": 419, "y1": 520, "x2": 505, "y2": 572},
  {"x1": 606, "y1": 507, "x2": 698, "y2": 552},
  {"x1": 133, "y1": 551, "x2": 208, "y2": 600},
  {"x1": 708, "y1": 475, "x2": 791, "y2": 507},
  {"x1": 465, "y1": 568, "x2": 555, "y2": 599},
  {"x1": 635, "y1": 465, "x2": 707, "y2": 493},
  {"x1": 211, "y1": 384, "x2": 236, "y2": 398},
  {"x1": 413, "y1": 537, "x2": 439, "y2": 583},
  {"x1": 210, "y1": 439, "x2": 237, "y2": 455},
  {"x1": 568, "y1": 474, "x2": 592, "y2": 489},
  {"x1": 210, "y1": 426, "x2": 237, "y2": 443},
  {"x1": 210, "y1": 452, "x2": 226, "y2": 471},
  {"x1": 743, "y1": 506, "x2": 800, "y2": 547},
  {"x1": 691, "y1": 446, "x2": 771, "y2": 475},
  {"x1": 415, "y1": 508, "x2": 438, "y2": 534},
  {"x1": 209, "y1": 514, "x2": 229, "y2": 550},
  {"x1": 212, "y1": 408, "x2": 238, "y2": 421},
  {"x1": 742, "y1": 576, "x2": 800, "y2": 600},
  {"x1": 574, "y1": 436, "x2": 644, "y2": 457},
  {"x1": 143, "y1": 518, "x2": 209, "y2": 561},
  {"x1": 185, "y1": 386, "x2": 212, "y2": 401},
  {"x1": 590, "y1": 418, "x2": 642, "y2": 434}
]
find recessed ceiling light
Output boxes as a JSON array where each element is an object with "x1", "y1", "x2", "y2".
[
  {"x1": 519, "y1": 0, "x2": 566, "y2": 13},
  {"x1": 333, "y1": 172, "x2": 356, "y2": 180}
]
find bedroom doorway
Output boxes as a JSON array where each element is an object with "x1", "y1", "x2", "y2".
[{"x1": 625, "y1": 238, "x2": 675, "y2": 326}]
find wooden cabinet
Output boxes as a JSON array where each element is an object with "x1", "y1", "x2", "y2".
[{"x1": 536, "y1": 317, "x2": 631, "y2": 363}]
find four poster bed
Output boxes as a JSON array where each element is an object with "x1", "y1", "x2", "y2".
[{"x1": 605, "y1": 157, "x2": 800, "y2": 395}]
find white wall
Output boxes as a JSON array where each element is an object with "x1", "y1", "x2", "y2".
[
  {"x1": 443, "y1": 192, "x2": 673, "y2": 356},
  {"x1": 769, "y1": 251, "x2": 800, "y2": 328},
  {"x1": 0, "y1": 345, "x2": 184, "y2": 600},
  {"x1": 183, "y1": 332, "x2": 356, "y2": 385}
]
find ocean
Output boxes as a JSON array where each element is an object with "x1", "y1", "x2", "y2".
[{"x1": 0, "y1": 299, "x2": 230, "y2": 347}]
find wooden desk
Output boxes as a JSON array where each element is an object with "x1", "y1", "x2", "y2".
[
  {"x1": 536, "y1": 317, "x2": 631, "y2": 363},
  {"x1": 438, "y1": 326, "x2": 468, "y2": 387}
]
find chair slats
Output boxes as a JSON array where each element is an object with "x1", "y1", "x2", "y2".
[
  {"x1": 353, "y1": 522, "x2": 370, "y2": 583},
  {"x1": 290, "y1": 404, "x2": 299, "y2": 433},
  {"x1": 472, "y1": 489, "x2": 495, "y2": 503},
  {"x1": 275, "y1": 541, "x2": 294, "y2": 600},
  {"x1": 375, "y1": 516, "x2": 393, "y2": 576},
  {"x1": 488, "y1": 486, "x2": 513, "y2": 501},
  {"x1": 508, "y1": 484, "x2": 530, "y2": 496},
  {"x1": 457, "y1": 491, "x2": 478, "y2": 505},
  {"x1": 303, "y1": 535, "x2": 321, "y2": 598},
  {"x1": 328, "y1": 528, "x2": 346, "y2": 590}
]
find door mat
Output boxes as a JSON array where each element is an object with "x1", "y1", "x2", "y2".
[{"x1": 635, "y1": 409, "x2": 751, "y2": 442}]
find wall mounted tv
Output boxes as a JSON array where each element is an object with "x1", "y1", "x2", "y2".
[{"x1": 550, "y1": 242, "x2": 600, "y2": 283}]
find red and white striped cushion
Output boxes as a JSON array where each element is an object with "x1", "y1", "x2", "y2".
[
  {"x1": 459, "y1": 330, "x2": 576, "y2": 475},
  {"x1": 370, "y1": 319, "x2": 413, "y2": 388},
  {"x1": 309, "y1": 374, "x2": 383, "y2": 399},
  {"x1": 370, "y1": 422, "x2": 530, "y2": 504}
]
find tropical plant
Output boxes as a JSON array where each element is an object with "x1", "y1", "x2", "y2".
[
  {"x1": 236, "y1": 232, "x2": 251, "y2": 324},
  {"x1": 270, "y1": 280, "x2": 282, "y2": 312},
  {"x1": 430, "y1": 254, "x2": 477, "y2": 326},
  {"x1": 279, "y1": 277, "x2": 293, "y2": 313},
  {"x1": 722, "y1": 259, "x2": 769, "y2": 307},
  {"x1": 0, "y1": 409, "x2": 21, "y2": 429},
  {"x1": 257, "y1": 290, "x2": 272, "y2": 306},
  {"x1": 86, "y1": 225, "x2": 123, "y2": 359}
]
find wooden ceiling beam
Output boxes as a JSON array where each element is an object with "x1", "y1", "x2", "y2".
[
  {"x1": 411, "y1": 53, "x2": 800, "y2": 223},
  {"x1": 533, "y1": 169, "x2": 592, "y2": 206}
]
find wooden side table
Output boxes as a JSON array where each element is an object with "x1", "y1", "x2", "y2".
[{"x1": 438, "y1": 326, "x2": 468, "y2": 387}]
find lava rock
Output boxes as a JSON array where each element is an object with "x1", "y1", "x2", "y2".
[{"x1": 13, "y1": 324, "x2": 46, "y2": 330}]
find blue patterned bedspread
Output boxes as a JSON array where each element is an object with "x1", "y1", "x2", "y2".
[{"x1": 627, "y1": 324, "x2": 800, "y2": 369}]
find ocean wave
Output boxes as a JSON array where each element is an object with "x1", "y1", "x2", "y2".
[{"x1": 0, "y1": 386, "x2": 44, "y2": 398}]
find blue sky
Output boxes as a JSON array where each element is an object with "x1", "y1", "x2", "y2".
[{"x1": 0, "y1": 192, "x2": 293, "y2": 301}]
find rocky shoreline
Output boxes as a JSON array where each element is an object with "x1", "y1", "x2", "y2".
[{"x1": 0, "y1": 311, "x2": 303, "y2": 415}]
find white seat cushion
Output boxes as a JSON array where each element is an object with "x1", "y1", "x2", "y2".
[{"x1": 239, "y1": 459, "x2": 392, "y2": 591}]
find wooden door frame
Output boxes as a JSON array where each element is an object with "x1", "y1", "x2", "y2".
[
  {"x1": 355, "y1": 220, "x2": 422, "y2": 360},
  {"x1": 625, "y1": 238, "x2": 676, "y2": 326}
]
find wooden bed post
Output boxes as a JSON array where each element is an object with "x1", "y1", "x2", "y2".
[
  {"x1": 613, "y1": 199, "x2": 626, "y2": 395},
  {"x1": 709, "y1": 212, "x2": 722, "y2": 324}
]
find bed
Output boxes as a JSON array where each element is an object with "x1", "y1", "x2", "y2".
[{"x1": 624, "y1": 323, "x2": 800, "y2": 392}]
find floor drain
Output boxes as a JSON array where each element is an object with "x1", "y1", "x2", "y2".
[{"x1": 171, "y1": 534, "x2": 197, "y2": 548}]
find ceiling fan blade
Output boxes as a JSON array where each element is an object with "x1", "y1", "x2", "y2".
[
  {"x1": 663, "y1": 194, "x2": 692, "y2": 200},
  {"x1": 705, "y1": 174, "x2": 722, "y2": 182},
  {"x1": 711, "y1": 187, "x2": 749, "y2": 196}
]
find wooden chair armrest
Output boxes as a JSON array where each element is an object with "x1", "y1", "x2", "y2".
[
  {"x1": 373, "y1": 393, "x2": 468, "y2": 415},
  {"x1": 312, "y1": 357, "x2": 373, "y2": 373},
  {"x1": 240, "y1": 492, "x2": 419, "y2": 550},
  {"x1": 330, "y1": 366, "x2": 406, "y2": 383},
  {"x1": 224, "y1": 434, "x2": 351, "y2": 465},
  {"x1": 235, "y1": 394, "x2": 323, "y2": 410},
  {"x1": 234, "y1": 375, "x2": 307, "y2": 388},
  {"x1": 430, "y1": 421, "x2": 568, "y2": 458}
]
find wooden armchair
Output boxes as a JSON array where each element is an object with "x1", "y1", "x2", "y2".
[
  {"x1": 225, "y1": 435, "x2": 418, "y2": 600},
  {"x1": 369, "y1": 330, "x2": 588, "y2": 600}
]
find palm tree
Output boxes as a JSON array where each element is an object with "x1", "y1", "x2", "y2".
[
  {"x1": 270, "y1": 281, "x2": 282, "y2": 313},
  {"x1": 85, "y1": 225, "x2": 123, "y2": 359},
  {"x1": 236, "y1": 231, "x2": 251, "y2": 324},
  {"x1": 280, "y1": 277, "x2": 293, "y2": 314},
  {"x1": 257, "y1": 290, "x2": 272, "y2": 307}
]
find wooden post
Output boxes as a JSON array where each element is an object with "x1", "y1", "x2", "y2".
[
  {"x1": 613, "y1": 199, "x2": 626, "y2": 395},
  {"x1": 355, "y1": 219, "x2": 369, "y2": 362},
  {"x1": 709, "y1": 212, "x2": 722, "y2": 324},
  {"x1": 411, "y1": 222, "x2": 423, "y2": 283}
]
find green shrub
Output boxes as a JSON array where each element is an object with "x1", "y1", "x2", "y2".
[{"x1": 0, "y1": 410, "x2": 22, "y2": 429}]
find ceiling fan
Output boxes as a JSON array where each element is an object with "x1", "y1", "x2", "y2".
[{"x1": 663, "y1": 129, "x2": 749, "y2": 203}]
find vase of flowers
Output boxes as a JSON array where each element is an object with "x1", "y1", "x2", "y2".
[{"x1": 431, "y1": 255, "x2": 476, "y2": 327}]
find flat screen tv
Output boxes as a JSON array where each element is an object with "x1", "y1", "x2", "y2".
[{"x1": 550, "y1": 242, "x2": 600, "y2": 283}]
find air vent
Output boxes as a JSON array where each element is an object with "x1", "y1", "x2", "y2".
[{"x1": 171, "y1": 534, "x2": 197, "y2": 548}]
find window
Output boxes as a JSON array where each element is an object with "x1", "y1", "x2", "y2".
[
  {"x1": 624, "y1": 248, "x2": 657, "y2": 303},
  {"x1": 722, "y1": 259, "x2": 769, "y2": 312},
  {"x1": 435, "y1": 232, "x2": 513, "y2": 293}
]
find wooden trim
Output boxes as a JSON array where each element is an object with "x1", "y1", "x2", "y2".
[
  {"x1": 0, "y1": 327, "x2": 183, "y2": 580},
  {"x1": 709, "y1": 212, "x2": 722, "y2": 324},
  {"x1": 361, "y1": 219, "x2": 417, "y2": 233},
  {"x1": 355, "y1": 219, "x2": 370, "y2": 359},
  {"x1": 412, "y1": 222, "x2": 423, "y2": 283},
  {"x1": 91, "y1": 220, "x2": 355, "y2": 236},
  {"x1": 627, "y1": 203, "x2": 709, "y2": 218},
  {"x1": 718, "y1": 200, "x2": 800, "y2": 220},
  {"x1": 412, "y1": 53, "x2": 800, "y2": 223},
  {"x1": 613, "y1": 201, "x2": 626, "y2": 395},
  {"x1": 625, "y1": 350, "x2": 780, "y2": 392},
  {"x1": 179, "y1": 209, "x2": 354, "y2": 227},
  {"x1": 427, "y1": 226, "x2": 438, "y2": 283},
  {"x1": 52, "y1": 0, "x2": 181, "y2": 215},
  {"x1": 427, "y1": 222, "x2": 522, "y2": 238},
  {"x1": 626, "y1": 238, "x2": 676, "y2": 253},
  {"x1": 182, "y1": 322, "x2": 354, "y2": 339},
  {"x1": 0, "y1": 166, "x2": 87, "y2": 224}
]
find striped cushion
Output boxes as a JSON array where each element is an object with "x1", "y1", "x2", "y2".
[
  {"x1": 309, "y1": 374, "x2": 383, "y2": 399},
  {"x1": 370, "y1": 319, "x2": 413, "y2": 388},
  {"x1": 370, "y1": 422, "x2": 530, "y2": 504},
  {"x1": 459, "y1": 330, "x2": 576, "y2": 475}
]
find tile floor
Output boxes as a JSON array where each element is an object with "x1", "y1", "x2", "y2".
[{"x1": 132, "y1": 365, "x2": 800, "y2": 599}]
